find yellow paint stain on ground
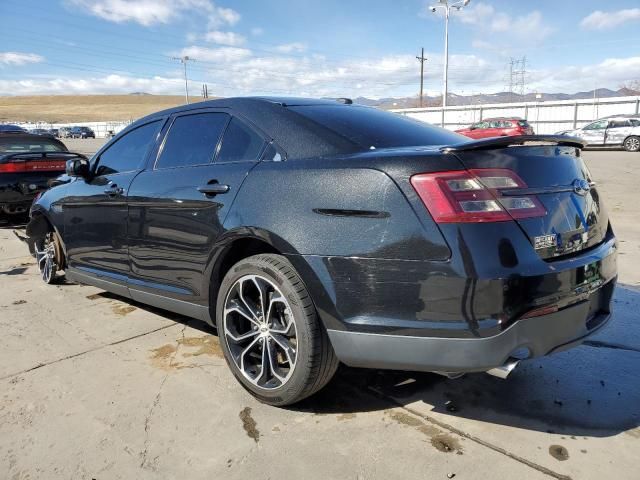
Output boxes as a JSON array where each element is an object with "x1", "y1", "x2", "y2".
[
  {"x1": 148, "y1": 335, "x2": 223, "y2": 371},
  {"x1": 178, "y1": 335, "x2": 223, "y2": 358},
  {"x1": 149, "y1": 344, "x2": 180, "y2": 371},
  {"x1": 111, "y1": 305, "x2": 136, "y2": 316}
]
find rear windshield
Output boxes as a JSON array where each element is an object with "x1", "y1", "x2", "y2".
[
  {"x1": 0, "y1": 137, "x2": 66, "y2": 154},
  {"x1": 289, "y1": 105, "x2": 465, "y2": 149},
  {"x1": 517, "y1": 120, "x2": 531, "y2": 127}
]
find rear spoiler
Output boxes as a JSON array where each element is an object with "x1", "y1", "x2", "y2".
[
  {"x1": 440, "y1": 135, "x2": 586, "y2": 153},
  {"x1": 0, "y1": 151, "x2": 88, "y2": 162}
]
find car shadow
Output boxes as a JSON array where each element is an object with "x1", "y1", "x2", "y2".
[
  {"x1": 53, "y1": 276, "x2": 640, "y2": 438},
  {"x1": 294, "y1": 284, "x2": 640, "y2": 438}
]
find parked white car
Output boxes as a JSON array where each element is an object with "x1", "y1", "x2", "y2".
[{"x1": 557, "y1": 116, "x2": 640, "y2": 152}]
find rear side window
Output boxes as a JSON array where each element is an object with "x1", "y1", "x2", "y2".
[
  {"x1": 216, "y1": 117, "x2": 266, "y2": 163},
  {"x1": 289, "y1": 105, "x2": 464, "y2": 149},
  {"x1": 517, "y1": 120, "x2": 530, "y2": 127},
  {"x1": 609, "y1": 120, "x2": 630, "y2": 128},
  {"x1": 156, "y1": 112, "x2": 228, "y2": 169},
  {"x1": 95, "y1": 120, "x2": 161, "y2": 176}
]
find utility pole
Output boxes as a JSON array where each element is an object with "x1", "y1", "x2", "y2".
[
  {"x1": 172, "y1": 55, "x2": 193, "y2": 104},
  {"x1": 416, "y1": 48, "x2": 427, "y2": 108},
  {"x1": 429, "y1": 0, "x2": 471, "y2": 108}
]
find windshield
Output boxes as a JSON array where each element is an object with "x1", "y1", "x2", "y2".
[
  {"x1": 289, "y1": 105, "x2": 466, "y2": 149},
  {"x1": 0, "y1": 137, "x2": 66, "y2": 154}
]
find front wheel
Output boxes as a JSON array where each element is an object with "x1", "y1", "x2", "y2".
[
  {"x1": 35, "y1": 231, "x2": 60, "y2": 284},
  {"x1": 217, "y1": 254, "x2": 338, "y2": 406},
  {"x1": 623, "y1": 136, "x2": 640, "y2": 152}
]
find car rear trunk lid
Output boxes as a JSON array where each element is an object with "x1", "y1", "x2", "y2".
[{"x1": 447, "y1": 138, "x2": 608, "y2": 260}]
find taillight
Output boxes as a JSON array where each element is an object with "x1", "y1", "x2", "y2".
[
  {"x1": 0, "y1": 160, "x2": 67, "y2": 173},
  {"x1": 410, "y1": 168, "x2": 546, "y2": 223}
]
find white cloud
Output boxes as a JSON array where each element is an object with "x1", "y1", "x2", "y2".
[
  {"x1": 250, "y1": 27, "x2": 264, "y2": 36},
  {"x1": 178, "y1": 45, "x2": 252, "y2": 63},
  {"x1": 453, "y1": 2, "x2": 552, "y2": 49},
  {"x1": 0, "y1": 52, "x2": 44, "y2": 66},
  {"x1": 204, "y1": 30, "x2": 245, "y2": 46},
  {"x1": 528, "y1": 56, "x2": 640, "y2": 92},
  {"x1": 580, "y1": 9, "x2": 640, "y2": 30},
  {"x1": 275, "y1": 42, "x2": 307, "y2": 53},
  {"x1": 68, "y1": 0, "x2": 228, "y2": 26},
  {"x1": 0, "y1": 74, "x2": 184, "y2": 96},
  {"x1": 207, "y1": 5, "x2": 240, "y2": 28}
]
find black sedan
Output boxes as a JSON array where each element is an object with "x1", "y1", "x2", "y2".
[
  {"x1": 26, "y1": 97, "x2": 617, "y2": 405},
  {"x1": 0, "y1": 133, "x2": 85, "y2": 218},
  {"x1": 69, "y1": 126, "x2": 95, "y2": 139}
]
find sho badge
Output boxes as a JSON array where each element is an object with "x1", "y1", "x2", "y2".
[{"x1": 534, "y1": 234, "x2": 557, "y2": 250}]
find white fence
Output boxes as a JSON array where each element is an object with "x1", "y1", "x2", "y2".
[
  {"x1": 13, "y1": 120, "x2": 133, "y2": 138},
  {"x1": 393, "y1": 95, "x2": 640, "y2": 134}
]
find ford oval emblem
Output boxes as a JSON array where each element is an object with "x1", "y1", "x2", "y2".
[{"x1": 572, "y1": 179, "x2": 591, "y2": 196}]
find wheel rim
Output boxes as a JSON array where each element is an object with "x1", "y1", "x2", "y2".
[
  {"x1": 35, "y1": 232, "x2": 56, "y2": 283},
  {"x1": 223, "y1": 274, "x2": 298, "y2": 390},
  {"x1": 626, "y1": 138, "x2": 639, "y2": 151}
]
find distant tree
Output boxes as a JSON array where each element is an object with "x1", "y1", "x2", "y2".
[{"x1": 619, "y1": 80, "x2": 640, "y2": 94}]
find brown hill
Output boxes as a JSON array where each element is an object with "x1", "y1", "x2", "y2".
[{"x1": 0, "y1": 95, "x2": 208, "y2": 123}]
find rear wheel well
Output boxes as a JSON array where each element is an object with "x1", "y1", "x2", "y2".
[{"x1": 209, "y1": 237, "x2": 280, "y2": 325}]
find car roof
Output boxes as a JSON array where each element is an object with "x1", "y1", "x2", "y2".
[
  {"x1": 481, "y1": 117, "x2": 524, "y2": 121},
  {"x1": 128, "y1": 96, "x2": 363, "y2": 159}
]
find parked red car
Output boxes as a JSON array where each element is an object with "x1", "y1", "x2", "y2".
[{"x1": 456, "y1": 117, "x2": 534, "y2": 139}]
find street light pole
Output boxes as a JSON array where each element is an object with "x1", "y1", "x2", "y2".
[{"x1": 429, "y1": 0, "x2": 471, "y2": 108}]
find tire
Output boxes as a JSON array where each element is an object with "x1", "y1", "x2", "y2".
[
  {"x1": 217, "y1": 254, "x2": 338, "y2": 406},
  {"x1": 623, "y1": 136, "x2": 640, "y2": 152},
  {"x1": 34, "y1": 231, "x2": 60, "y2": 284}
]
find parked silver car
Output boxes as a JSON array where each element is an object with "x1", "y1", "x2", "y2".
[{"x1": 557, "y1": 116, "x2": 640, "y2": 151}]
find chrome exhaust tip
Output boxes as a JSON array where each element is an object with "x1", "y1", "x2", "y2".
[{"x1": 486, "y1": 359, "x2": 519, "y2": 379}]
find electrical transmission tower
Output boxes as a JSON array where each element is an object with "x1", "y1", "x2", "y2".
[{"x1": 507, "y1": 56, "x2": 527, "y2": 102}]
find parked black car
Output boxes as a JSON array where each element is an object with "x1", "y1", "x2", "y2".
[
  {"x1": 0, "y1": 124, "x2": 27, "y2": 134},
  {"x1": 29, "y1": 128, "x2": 56, "y2": 138},
  {"x1": 69, "y1": 126, "x2": 95, "y2": 139},
  {"x1": 26, "y1": 97, "x2": 617, "y2": 405},
  {"x1": 1, "y1": 133, "x2": 84, "y2": 217}
]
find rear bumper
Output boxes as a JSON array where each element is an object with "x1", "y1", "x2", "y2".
[{"x1": 327, "y1": 279, "x2": 615, "y2": 372}]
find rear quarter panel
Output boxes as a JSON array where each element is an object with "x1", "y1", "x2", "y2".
[{"x1": 223, "y1": 157, "x2": 452, "y2": 261}]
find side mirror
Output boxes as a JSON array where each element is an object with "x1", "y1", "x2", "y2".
[{"x1": 65, "y1": 157, "x2": 90, "y2": 178}]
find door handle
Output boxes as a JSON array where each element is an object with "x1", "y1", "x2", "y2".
[
  {"x1": 104, "y1": 184, "x2": 124, "y2": 196},
  {"x1": 197, "y1": 182, "x2": 230, "y2": 196}
]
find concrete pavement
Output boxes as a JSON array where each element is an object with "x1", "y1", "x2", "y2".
[{"x1": 0, "y1": 149, "x2": 638, "y2": 479}]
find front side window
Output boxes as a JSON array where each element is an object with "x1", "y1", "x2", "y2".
[
  {"x1": 95, "y1": 120, "x2": 161, "y2": 176},
  {"x1": 584, "y1": 120, "x2": 608, "y2": 130},
  {"x1": 156, "y1": 112, "x2": 228, "y2": 169},
  {"x1": 216, "y1": 117, "x2": 266, "y2": 163}
]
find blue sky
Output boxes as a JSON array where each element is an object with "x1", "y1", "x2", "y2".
[{"x1": 1, "y1": 0, "x2": 639, "y2": 97}]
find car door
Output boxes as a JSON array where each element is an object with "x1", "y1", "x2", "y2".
[
  {"x1": 62, "y1": 119, "x2": 164, "y2": 292},
  {"x1": 467, "y1": 121, "x2": 490, "y2": 139},
  {"x1": 579, "y1": 119, "x2": 608, "y2": 145},
  {"x1": 127, "y1": 111, "x2": 268, "y2": 311},
  {"x1": 604, "y1": 119, "x2": 631, "y2": 145}
]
